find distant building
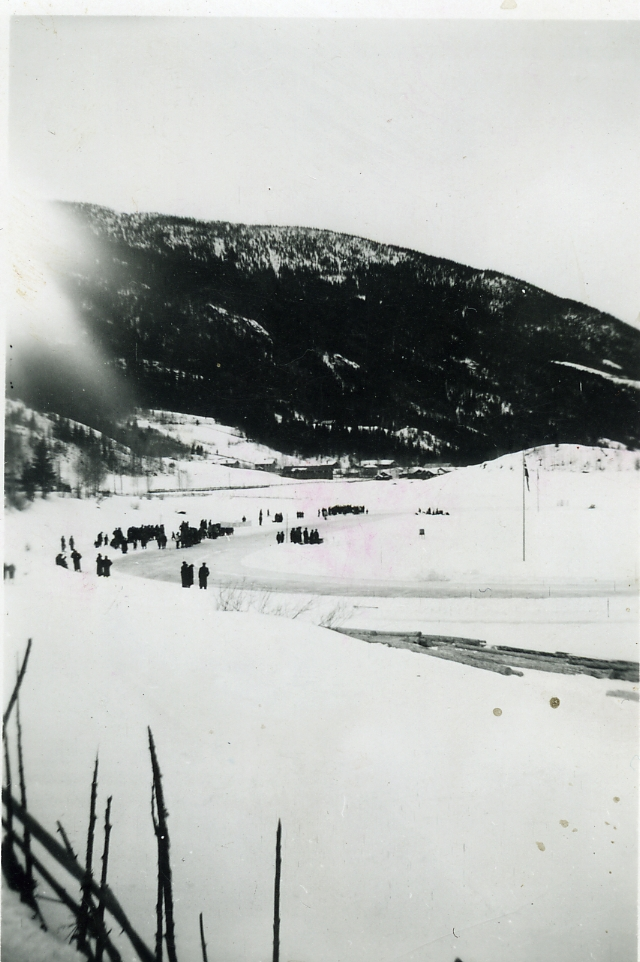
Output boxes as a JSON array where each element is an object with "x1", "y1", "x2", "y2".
[
  {"x1": 406, "y1": 464, "x2": 452, "y2": 479},
  {"x1": 253, "y1": 459, "x2": 278, "y2": 472},
  {"x1": 359, "y1": 459, "x2": 397, "y2": 478},
  {"x1": 407, "y1": 467, "x2": 436, "y2": 479},
  {"x1": 281, "y1": 463, "x2": 337, "y2": 480}
]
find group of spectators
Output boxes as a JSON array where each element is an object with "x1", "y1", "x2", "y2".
[
  {"x1": 95, "y1": 525, "x2": 168, "y2": 553},
  {"x1": 180, "y1": 560, "x2": 210, "y2": 588},
  {"x1": 174, "y1": 519, "x2": 234, "y2": 549},
  {"x1": 318, "y1": 505, "x2": 366, "y2": 517},
  {"x1": 282, "y1": 527, "x2": 323, "y2": 545},
  {"x1": 95, "y1": 554, "x2": 113, "y2": 577},
  {"x1": 416, "y1": 507, "x2": 450, "y2": 516},
  {"x1": 55, "y1": 535, "x2": 82, "y2": 572}
]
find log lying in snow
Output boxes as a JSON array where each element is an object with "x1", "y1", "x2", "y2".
[{"x1": 335, "y1": 629, "x2": 639, "y2": 681}]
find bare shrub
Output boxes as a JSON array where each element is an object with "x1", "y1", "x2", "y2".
[
  {"x1": 212, "y1": 583, "x2": 341, "y2": 625},
  {"x1": 317, "y1": 601, "x2": 352, "y2": 630}
]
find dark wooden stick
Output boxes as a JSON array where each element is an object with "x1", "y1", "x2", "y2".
[
  {"x1": 3, "y1": 639, "x2": 32, "y2": 729},
  {"x1": 1, "y1": 727, "x2": 26, "y2": 902},
  {"x1": 76, "y1": 755, "x2": 99, "y2": 953},
  {"x1": 151, "y1": 784, "x2": 164, "y2": 962},
  {"x1": 199, "y1": 913, "x2": 209, "y2": 962},
  {"x1": 2, "y1": 792, "x2": 154, "y2": 962},
  {"x1": 56, "y1": 821, "x2": 79, "y2": 862},
  {"x1": 148, "y1": 729, "x2": 178, "y2": 962},
  {"x1": 16, "y1": 695, "x2": 35, "y2": 893},
  {"x1": 3, "y1": 730, "x2": 14, "y2": 838},
  {"x1": 272, "y1": 819, "x2": 282, "y2": 962},
  {"x1": 14, "y1": 694, "x2": 46, "y2": 926},
  {"x1": 95, "y1": 796, "x2": 113, "y2": 962}
]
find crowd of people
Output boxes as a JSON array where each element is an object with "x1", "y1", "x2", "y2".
[
  {"x1": 416, "y1": 507, "x2": 450, "y2": 516},
  {"x1": 318, "y1": 505, "x2": 366, "y2": 517},
  {"x1": 53, "y1": 498, "x2": 376, "y2": 585},
  {"x1": 281, "y1": 527, "x2": 323, "y2": 545},
  {"x1": 95, "y1": 525, "x2": 168, "y2": 552},
  {"x1": 174, "y1": 519, "x2": 234, "y2": 549},
  {"x1": 90, "y1": 518, "x2": 235, "y2": 556}
]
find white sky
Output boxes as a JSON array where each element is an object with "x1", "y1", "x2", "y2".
[{"x1": 8, "y1": 15, "x2": 640, "y2": 326}]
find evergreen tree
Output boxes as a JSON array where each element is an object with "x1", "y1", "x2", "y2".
[{"x1": 23, "y1": 438, "x2": 56, "y2": 498}]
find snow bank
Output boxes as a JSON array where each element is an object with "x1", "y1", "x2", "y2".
[
  {"x1": 4, "y1": 566, "x2": 637, "y2": 962},
  {"x1": 1, "y1": 884, "x2": 85, "y2": 962}
]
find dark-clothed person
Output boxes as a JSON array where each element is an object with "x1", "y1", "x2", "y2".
[{"x1": 198, "y1": 563, "x2": 210, "y2": 589}]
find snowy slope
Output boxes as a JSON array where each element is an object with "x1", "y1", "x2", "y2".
[
  {"x1": 3, "y1": 567, "x2": 637, "y2": 962},
  {"x1": 139, "y1": 410, "x2": 289, "y2": 467},
  {"x1": 1, "y1": 884, "x2": 85, "y2": 962}
]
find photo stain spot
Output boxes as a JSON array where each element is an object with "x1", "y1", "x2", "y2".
[
  {"x1": 613, "y1": 797, "x2": 620, "y2": 803},
  {"x1": 572, "y1": 828, "x2": 578, "y2": 832},
  {"x1": 493, "y1": 707, "x2": 502, "y2": 716},
  {"x1": 549, "y1": 697, "x2": 560, "y2": 708},
  {"x1": 559, "y1": 819, "x2": 569, "y2": 827},
  {"x1": 536, "y1": 842, "x2": 545, "y2": 851}
]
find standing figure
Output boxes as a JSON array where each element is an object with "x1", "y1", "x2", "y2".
[
  {"x1": 71, "y1": 549, "x2": 82, "y2": 572},
  {"x1": 96, "y1": 553, "x2": 104, "y2": 576},
  {"x1": 180, "y1": 561, "x2": 190, "y2": 587},
  {"x1": 259, "y1": 509, "x2": 263, "y2": 526},
  {"x1": 61, "y1": 536, "x2": 66, "y2": 552},
  {"x1": 198, "y1": 563, "x2": 210, "y2": 589},
  {"x1": 69, "y1": 535, "x2": 75, "y2": 550},
  {"x1": 187, "y1": 564, "x2": 195, "y2": 587},
  {"x1": 103, "y1": 556, "x2": 113, "y2": 578}
]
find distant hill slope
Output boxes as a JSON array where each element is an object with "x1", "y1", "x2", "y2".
[{"x1": 52, "y1": 201, "x2": 640, "y2": 462}]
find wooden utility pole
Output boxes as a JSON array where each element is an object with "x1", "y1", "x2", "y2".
[
  {"x1": 522, "y1": 453, "x2": 529, "y2": 562},
  {"x1": 273, "y1": 820, "x2": 282, "y2": 962}
]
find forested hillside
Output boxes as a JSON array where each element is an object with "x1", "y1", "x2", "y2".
[{"x1": 27, "y1": 202, "x2": 640, "y2": 462}]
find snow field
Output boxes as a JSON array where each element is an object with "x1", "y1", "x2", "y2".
[
  {"x1": 240, "y1": 449, "x2": 639, "y2": 587},
  {"x1": 5, "y1": 443, "x2": 639, "y2": 664},
  {"x1": 4, "y1": 569, "x2": 637, "y2": 962},
  {"x1": 3, "y1": 443, "x2": 638, "y2": 961}
]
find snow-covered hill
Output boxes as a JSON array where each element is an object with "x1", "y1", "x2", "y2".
[{"x1": 4, "y1": 569, "x2": 637, "y2": 962}]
